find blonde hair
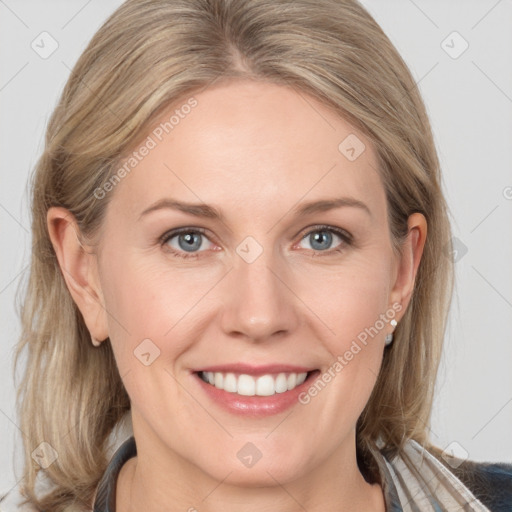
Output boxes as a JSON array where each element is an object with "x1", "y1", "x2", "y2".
[{"x1": 14, "y1": 0, "x2": 454, "y2": 509}]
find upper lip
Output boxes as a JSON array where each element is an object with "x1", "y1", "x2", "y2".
[{"x1": 193, "y1": 363, "x2": 316, "y2": 376}]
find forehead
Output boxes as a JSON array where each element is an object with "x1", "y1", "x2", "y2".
[{"x1": 111, "y1": 79, "x2": 385, "y2": 220}]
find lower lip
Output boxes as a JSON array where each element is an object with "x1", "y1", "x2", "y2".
[{"x1": 193, "y1": 371, "x2": 320, "y2": 417}]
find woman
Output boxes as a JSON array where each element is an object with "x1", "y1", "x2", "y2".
[{"x1": 3, "y1": 0, "x2": 512, "y2": 511}]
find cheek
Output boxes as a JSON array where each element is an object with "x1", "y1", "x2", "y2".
[
  {"x1": 99, "y1": 252, "x2": 220, "y2": 366},
  {"x1": 296, "y1": 270, "x2": 390, "y2": 431},
  {"x1": 101, "y1": 238, "x2": 394, "y2": 353},
  {"x1": 299, "y1": 254, "x2": 393, "y2": 399},
  {"x1": 98, "y1": 255, "x2": 201, "y2": 414},
  {"x1": 300, "y1": 253, "x2": 393, "y2": 340}
]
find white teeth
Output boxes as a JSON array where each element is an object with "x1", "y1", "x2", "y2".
[
  {"x1": 275, "y1": 373, "x2": 288, "y2": 393},
  {"x1": 296, "y1": 372, "x2": 307, "y2": 386},
  {"x1": 224, "y1": 372, "x2": 237, "y2": 393},
  {"x1": 238, "y1": 374, "x2": 256, "y2": 396},
  {"x1": 215, "y1": 373, "x2": 224, "y2": 389},
  {"x1": 256, "y1": 375, "x2": 275, "y2": 396},
  {"x1": 200, "y1": 371, "x2": 309, "y2": 396},
  {"x1": 287, "y1": 373, "x2": 297, "y2": 390}
]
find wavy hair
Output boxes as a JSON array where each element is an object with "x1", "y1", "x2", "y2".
[{"x1": 13, "y1": 0, "x2": 454, "y2": 509}]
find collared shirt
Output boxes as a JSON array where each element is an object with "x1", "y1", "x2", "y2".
[{"x1": 92, "y1": 436, "x2": 512, "y2": 512}]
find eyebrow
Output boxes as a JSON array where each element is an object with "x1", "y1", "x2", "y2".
[{"x1": 138, "y1": 197, "x2": 371, "y2": 222}]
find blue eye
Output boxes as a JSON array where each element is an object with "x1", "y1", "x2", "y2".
[
  {"x1": 297, "y1": 226, "x2": 352, "y2": 254},
  {"x1": 159, "y1": 225, "x2": 352, "y2": 260},
  {"x1": 160, "y1": 228, "x2": 212, "y2": 259}
]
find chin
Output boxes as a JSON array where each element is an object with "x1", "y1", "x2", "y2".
[{"x1": 197, "y1": 449, "x2": 312, "y2": 488}]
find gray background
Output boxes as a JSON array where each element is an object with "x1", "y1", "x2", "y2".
[{"x1": 1, "y1": 0, "x2": 511, "y2": 495}]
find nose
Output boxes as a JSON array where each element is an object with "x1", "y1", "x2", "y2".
[{"x1": 219, "y1": 247, "x2": 300, "y2": 343}]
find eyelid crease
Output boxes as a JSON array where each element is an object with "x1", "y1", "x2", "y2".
[
  {"x1": 159, "y1": 224, "x2": 354, "y2": 260},
  {"x1": 297, "y1": 224, "x2": 353, "y2": 242}
]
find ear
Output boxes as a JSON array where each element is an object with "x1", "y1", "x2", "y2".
[
  {"x1": 47, "y1": 207, "x2": 109, "y2": 343},
  {"x1": 389, "y1": 212, "x2": 427, "y2": 319}
]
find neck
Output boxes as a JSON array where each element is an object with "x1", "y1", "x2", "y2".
[{"x1": 115, "y1": 433, "x2": 385, "y2": 512}]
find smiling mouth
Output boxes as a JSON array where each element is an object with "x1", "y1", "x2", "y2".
[{"x1": 196, "y1": 370, "x2": 318, "y2": 396}]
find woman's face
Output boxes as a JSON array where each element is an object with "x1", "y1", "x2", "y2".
[{"x1": 86, "y1": 79, "x2": 417, "y2": 486}]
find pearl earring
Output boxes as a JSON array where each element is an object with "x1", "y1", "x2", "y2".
[{"x1": 385, "y1": 319, "x2": 398, "y2": 346}]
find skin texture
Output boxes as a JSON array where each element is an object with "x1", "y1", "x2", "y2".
[{"x1": 48, "y1": 79, "x2": 426, "y2": 512}]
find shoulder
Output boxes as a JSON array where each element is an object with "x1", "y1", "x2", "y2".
[
  {"x1": 431, "y1": 447, "x2": 512, "y2": 511},
  {"x1": 0, "y1": 414, "x2": 133, "y2": 512},
  {"x1": 0, "y1": 486, "x2": 39, "y2": 512},
  {"x1": 453, "y1": 459, "x2": 512, "y2": 510}
]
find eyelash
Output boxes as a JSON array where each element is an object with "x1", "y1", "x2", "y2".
[{"x1": 159, "y1": 225, "x2": 353, "y2": 260}]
